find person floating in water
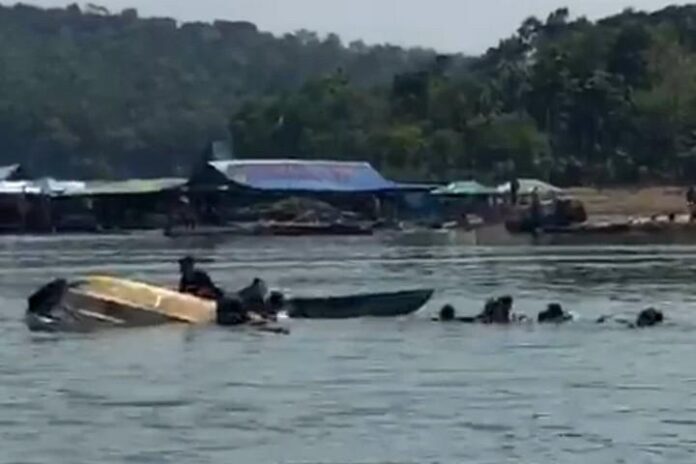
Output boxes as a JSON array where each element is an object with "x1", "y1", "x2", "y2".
[
  {"x1": 215, "y1": 296, "x2": 289, "y2": 334},
  {"x1": 479, "y1": 295, "x2": 514, "y2": 324},
  {"x1": 597, "y1": 308, "x2": 664, "y2": 328},
  {"x1": 435, "y1": 296, "x2": 519, "y2": 324},
  {"x1": 178, "y1": 256, "x2": 223, "y2": 300},
  {"x1": 537, "y1": 303, "x2": 573, "y2": 324}
]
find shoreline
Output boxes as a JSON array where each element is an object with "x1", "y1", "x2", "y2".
[{"x1": 566, "y1": 186, "x2": 689, "y2": 218}]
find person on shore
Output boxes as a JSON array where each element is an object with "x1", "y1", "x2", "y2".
[
  {"x1": 687, "y1": 186, "x2": 696, "y2": 221},
  {"x1": 537, "y1": 303, "x2": 573, "y2": 323},
  {"x1": 530, "y1": 187, "x2": 542, "y2": 232},
  {"x1": 178, "y1": 256, "x2": 223, "y2": 300},
  {"x1": 510, "y1": 177, "x2": 520, "y2": 206}
]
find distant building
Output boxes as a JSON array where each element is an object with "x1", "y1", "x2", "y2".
[
  {"x1": 187, "y1": 158, "x2": 415, "y2": 222},
  {"x1": 189, "y1": 159, "x2": 399, "y2": 193}
]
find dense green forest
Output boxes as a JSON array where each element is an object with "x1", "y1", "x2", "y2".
[
  {"x1": 0, "y1": 3, "x2": 465, "y2": 178},
  {"x1": 234, "y1": 5, "x2": 696, "y2": 186},
  {"x1": 2, "y1": 3, "x2": 696, "y2": 184}
]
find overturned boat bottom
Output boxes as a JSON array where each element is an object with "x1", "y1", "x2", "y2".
[
  {"x1": 25, "y1": 276, "x2": 216, "y2": 333},
  {"x1": 25, "y1": 276, "x2": 434, "y2": 333}
]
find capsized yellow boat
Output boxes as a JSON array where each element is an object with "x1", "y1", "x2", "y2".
[{"x1": 26, "y1": 275, "x2": 216, "y2": 332}]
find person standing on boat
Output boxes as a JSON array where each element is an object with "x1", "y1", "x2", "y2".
[{"x1": 178, "y1": 256, "x2": 223, "y2": 300}]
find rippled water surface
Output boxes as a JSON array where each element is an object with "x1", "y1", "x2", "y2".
[{"x1": 2, "y1": 233, "x2": 696, "y2": 463}]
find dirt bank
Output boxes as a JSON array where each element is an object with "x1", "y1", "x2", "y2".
[{"x1": 567, "y1": 186, "x2": 689, "y2": 218}]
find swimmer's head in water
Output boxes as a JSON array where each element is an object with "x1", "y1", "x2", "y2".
[
  {"x1": 547, "y1": 303, "x2": 563, "y2": 316},
  {"x1": 498, "y1": 295, "x2": 513, "y2": 309},
  {"x1": 636, "y1": 308, "x2": 664, "y2": 327},
  {"x1": 268, "y1": 291, "x2": 285, "y2": 310},
  {"x1": 439, "y1": 305, "x2": 455, "y2": 321}
]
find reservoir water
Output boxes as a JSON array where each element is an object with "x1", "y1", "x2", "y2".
[{"x1": 1, "y1": 234, "x2": 695, "y2": 463}]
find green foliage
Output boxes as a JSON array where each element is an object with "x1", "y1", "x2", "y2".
[
  {"x1": 0, "y1": 3, "x2": 458, "y2": 178},
  {"x1": 233, "y1": 4, "x2": 696, "y2": 185},
  {"x1": 6, "y1": 3, "x2": 696, "y2": 185}
]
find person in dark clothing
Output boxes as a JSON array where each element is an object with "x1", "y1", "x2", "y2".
[
  {"x1": 238, "y1": 278, "x2": 268, "y2": 309},
  {"x1": 495, "y1": 295, "x2": 514, "y2": 323},
  {"x1": 596, "y1": 308, "x2": 664, "y2": 328},
  {"x1": 437, "y1": 304, "x2": 456, "y2": 321},
  {"x1": 216, "y1": 296, "x2": 289, "y2": 334},
  {"x1": 510, "y1": 178, "x2": 520, "y2": 206},
  {"x1": 688, "y1": 186, "x2": 696, "y2": 221},
  {"x1": 529, "y1": 187, "x2": 542, "y2": 232},
  {"x1": 635, "y1": 308, "x2": 664, "y2": 328},
  {"x1": 216, "y1": 297, "x2": 250, "y2": 326},
  {"x1": 178, "y1": 256, "x2": 223, "y2": 300},
  {"x1": 538, "y1": 303, "x2": 573, "y2": 323}
]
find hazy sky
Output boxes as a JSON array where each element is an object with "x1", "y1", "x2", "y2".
[{"x1": 24, "y1": 0, "x2": 686, "y2": 53}]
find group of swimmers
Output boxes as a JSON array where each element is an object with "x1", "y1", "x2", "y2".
[
  {"x1": 177, "y1": 255, "x2": 666, "y2": 331},
  {"x1": 435, "y1": 295, "x2": 665, "y2": 328}
]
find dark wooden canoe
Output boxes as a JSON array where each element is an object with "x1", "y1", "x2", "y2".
[{"x1": 286, "y1": 289, "x2": 434, "y2": 319}]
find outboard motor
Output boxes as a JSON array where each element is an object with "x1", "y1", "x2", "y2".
[
  {"x1": 27, "y1": 279, "x2": 68, "y2": 316},
  {"x1": 25, "y1": 279, "x2": 69, "y2": 332}
]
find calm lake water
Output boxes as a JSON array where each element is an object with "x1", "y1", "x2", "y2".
[{"x1": 2, "y1": 233, "x2": 696, "y2": 463}]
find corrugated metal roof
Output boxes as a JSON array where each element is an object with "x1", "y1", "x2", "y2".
[
  {"x1": 208, "y1": 159, "x2": 398, "y2": 192},
  {"x1": 74, "y1": 178, "x2": 186, "y2": 196},
  {"x1": 433, "y1": 180, "x2": 498, "y2": 196}
]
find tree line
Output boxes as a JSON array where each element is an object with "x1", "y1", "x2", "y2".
[
  {"x1": 2, "y1": 3, "x2": 696, "y2": 185},
  {"x1": 0, "y1": 3, "x2": 463, "y2": 178},
  {"x1": 233, "y1": 5, "x2": 696, "y2": 186}
]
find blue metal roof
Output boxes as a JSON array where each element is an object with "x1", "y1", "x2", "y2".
[{"x1": 208, "y1": 159, "x2": 398, "y2": 192}]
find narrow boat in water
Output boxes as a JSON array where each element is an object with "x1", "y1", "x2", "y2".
[{"x1": 286, "y1": 289, "x2": 434, "y2": 319}]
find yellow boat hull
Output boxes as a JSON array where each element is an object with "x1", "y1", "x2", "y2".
[{"x1": 26, "y1": 276, "x2": 217, "y2": 332}]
